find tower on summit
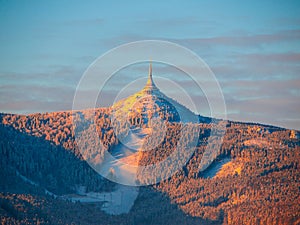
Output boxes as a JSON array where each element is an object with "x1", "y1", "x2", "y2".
[{"x1": 144, "y1": 61, "x2": 158, "y2": 93}]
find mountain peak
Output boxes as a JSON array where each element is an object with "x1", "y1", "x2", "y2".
[
  {"x1": 143, "y1": 61, "x2": 159, "y2": 94},
  {"x1": 111, "y1": 63, "x2": 199, "y2": 126}
]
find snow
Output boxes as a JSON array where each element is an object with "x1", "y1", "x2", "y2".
[
  {"x1": 16, "y1": 170, "x2": 58, "y2": 198},
  {"x1": 201, "y1": 157, "x2": 231, "y2": 178},
  {"x1": 97, "y1": 185, "x2": 139, "y2": 215},
  {"x1": 63, "y1": 185, "x2": 139, "y2": 215},
  {"x1": 63, "y1": 127, "x2": 149, "y2": 215},
  {"x1": 16, "y1": 169, "x2": 139, "y2": 215},
  {"x1": 16, "y1": 170, "x2": 38, "y2": 186},
  {"x1": 99, "y1": 127, "x2": 150, "y2": 185},
  {"x1": 16, "y1": 127, "x2": 147, "y2": 215}
]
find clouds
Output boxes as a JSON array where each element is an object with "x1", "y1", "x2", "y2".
[
  {"x1": 153, "y1": 33, "x2": 300, "y2": 130},
  {"x1": 208, "y1": 29, "x2": 299, "y2": 46},
  {"x1": 0, "y1": 65, "x2": 82, "y2": 114},
  {"x1": 0, "y1": 84, "x2": 75, "y2": 114},
  {"x1": 226, "y1": 96, "x2": 300, "y2": 129},
  {"x1": 0, "y1": 1, "x2": 300, "y2": 129},
  {"x1": 220, "y1": 77, "x2": 300, "y2": 129}
]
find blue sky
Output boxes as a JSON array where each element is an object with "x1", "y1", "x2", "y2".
[{"x1": 0, "y1": 0, "x2": 300, "y2": 129}]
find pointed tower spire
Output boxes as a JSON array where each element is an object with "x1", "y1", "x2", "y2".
[
  {"x1": 149, "y1": 60, "x2": 152, "y2": 80},
  {"x1": 146, "y1": 60, "x2": 155, "y2": 87},
  {"x1": 144, "y1": 60, "x2": 158, "y2": 93}
]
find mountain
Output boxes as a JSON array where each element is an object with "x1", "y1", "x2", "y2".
[
  {"x1": 0, "y1": 65, "x2": 299, "y2": 225},
  {"x1": 111, "y1": 62, "x2": 201, "y2": 125}
]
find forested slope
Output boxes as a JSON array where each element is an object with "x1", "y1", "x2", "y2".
[{"x1": 0, "y1": 110, "x2": 299, "y2": 224}]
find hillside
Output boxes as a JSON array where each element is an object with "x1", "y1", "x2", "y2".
[
  {"x1": 1, "y1": 107, "x2": 299, "y2": 224},
  {"x1": 0, "y1": 111, "x2": 214, "y2": 225},
  {"x1": 0, "y1": 66, "x2": 299, "y2": 224}
]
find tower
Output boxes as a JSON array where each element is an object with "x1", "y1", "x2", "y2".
[
  {"x1": 144, "y1": 61, "x2": 158, "y2": 94},
  {"x1": 112, "y1": 61, "x2": 196, "y2": 126}
]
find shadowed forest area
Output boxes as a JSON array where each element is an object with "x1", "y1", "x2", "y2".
[{"x1": 0, "y1": 110, "x2": 299, "y2": 224}]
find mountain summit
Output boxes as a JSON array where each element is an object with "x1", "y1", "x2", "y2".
[
  {"x1": 143, "y1": 61, "x2": 158, "y2": 93},
  {"x1": 0, "y1": 61, "x2": 299, "y2": 224},
  {"x1": 111, "y1": 63, "x2": 199, "y2": 127}
]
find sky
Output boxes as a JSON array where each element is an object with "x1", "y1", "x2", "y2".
[{"x1": 0, "y1": 0, "x2": 300, "y2": 129}]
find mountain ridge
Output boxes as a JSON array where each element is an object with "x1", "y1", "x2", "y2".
[{"x1": 0, "y1": 65, "x2": 299, "y2": 224}]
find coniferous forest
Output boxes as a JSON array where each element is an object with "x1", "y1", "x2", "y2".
[{"x1": 0, "y1": 109, "x2": 299, "y2": 225}]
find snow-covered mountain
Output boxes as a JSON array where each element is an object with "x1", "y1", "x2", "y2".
[
  {"x1": 111, "y1": 63, "x2": 203, "y2": 128},
  {"x1": 0, "y1": 64, "x2": 299, "y2": 224}
]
